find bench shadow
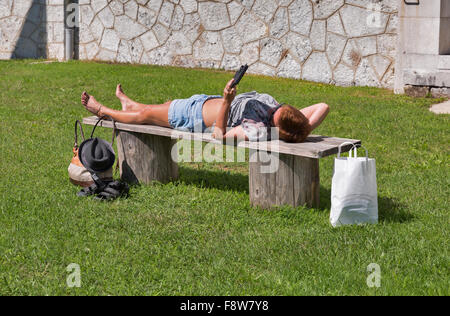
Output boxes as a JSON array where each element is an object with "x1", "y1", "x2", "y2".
[
  {"x1": 120, "y1": 160, "x2": 140, "y2": 185},
  {"x1": 178, "y1": 165, "x2": 249, "y2": 193},
  {"x1": 305, "y1": 136, "x2": 326, "y2": 143},
  {"x1": 319, "y1": 187, "x2": 414, "y2": 223},
  {"x1": 134, "y1": 164, "x2": 413, "y2": 224}
]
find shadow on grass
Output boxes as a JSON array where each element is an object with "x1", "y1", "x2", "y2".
[
  {"x1": 176, "y1": 165, "x2": 413, "y2": 224},
  {"x1": 319, "y1": 186, "x2": 413, "y2": 223},
  {"x1": 179, "y1": 165, "x2": 249, "y2": 193}
]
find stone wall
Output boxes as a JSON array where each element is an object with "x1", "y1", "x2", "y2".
[
  {"x1": 0, "y1": 0, "x2": 65, "y2": 60},
  {"x1": 1, "y1": 0, "x2": 399, "y2": 88},
  {"x1": 395, "y1": 0, "x2": 450, "y2": 95}
]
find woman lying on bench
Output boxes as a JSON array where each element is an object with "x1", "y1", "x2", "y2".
[{"x1": 81, "y1": 79, "x2": 329, "y2": 143}]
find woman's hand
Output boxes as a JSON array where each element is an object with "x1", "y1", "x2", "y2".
[
  {"x1": 223, "y1": 79, "x2": 237, "y2": 104},
  {"x1": 212, "y1": 127, "x2": 224, "y2": 140}
]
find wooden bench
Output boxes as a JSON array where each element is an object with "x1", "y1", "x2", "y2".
[{"x1": 83, "y1": 116, "x2": 360, "y2": 208}]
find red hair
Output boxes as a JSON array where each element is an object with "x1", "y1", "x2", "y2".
[{"x1": 277, "y1": 105, "x2": 310, "y2": 143}]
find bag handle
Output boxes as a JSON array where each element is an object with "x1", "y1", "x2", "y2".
[
  {"x1": 337, "y1": 142, "x2": 356, "y2": 158},
  {"x1": 90, "y1": 116, "x2": 117, "y2": 146},
  {"x1": 351, "y1": 144, "x2": 369, "y2": 161},
  {"x1": 74, "y1": 120, "x2": 86, "y2": 149}
]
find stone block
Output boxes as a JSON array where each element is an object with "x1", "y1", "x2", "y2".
[
  {"x1": 166, "y1": 31, "x2": 192, "y2": 55},
  {"x1": 252, "y1": 0, "x2": 278, "y2": 22},
  {"x1": 100, "y1": 28, "x2": 120, "y2": 51},
  {"x1": 282, "y1": 32, "x2": 311, "y2": 64},
  {"x1": 239, "y1": 41, "x2": 259, "y2": 66},
  {"x1": 12, "y1": 0, "x2": 32, "y2": 18},
  {"x1": 109, "y1": 0, "x2": 124, "y2": 16},
  {"x1": 430, "y1": 87, "x2": 450, "y2": 98},
  {"x1": 180, "y1": 0, "x2": 197, "y2": 14},
  {"x1": 333, "y1": 62, "x2": 355, "y2": 86},
  {"x1": 355, "y1": 57, "x2": 380, "y2": 87},
  {"x1": 46, "y1": 5, "x2": 64, "y2": 23},
  {"x1": 140, "y1": 30, "x2": 159, "y2": 52},
  {"x1": 80, "y1": 5, "x2": 95, "y2": 26},
  {"x1": 91, "y1": 0, "x2": 108, "y2": 14},
  {"x1": 147, "y1": 0, "x2": 163, "y2": 12},
  {"x1": 404, "y1": 85, "x2": 430, "y2": 98},
  {"x1": 369, "y1": 54, "x2": 391, "y2": 80},
  {"x1": 326, "y1": 32, "x2": 346, "y2": 67},
  {"x1": 48, "y1": 42, "x2": 64, "y2": 61},
  {"x1": 341, "y1": 4, "x2": 389, "y2": 37},
  {"x1": 403, "y1": 69, "x2": 450, "y2": 87},
  {"x1": 227, "y1": 1, "x2": 243, "y2": 25},
  {"x1": 260, "y1": 38, "x2": 283, "y2": 67},
  {"x1": 235, "y1": 12, "x2": 267, "y2": 43},
  {"x1": 98, "y1": 6, "x2": 115, "y2": 29},
  {"x1": 377, "y1": 33, "x2": 397, "y2": 59},
  {"x1": 313, "y1": 0, "x2": 343, "y2": 19},
  {"x1": 96, "y1": 48, "x2": 117, "y2": 62},
  {"x1": 124, "y1": 1, "x2": 138, "y2": 19},
  {"x1": 249, "y1": 62, "x2": 276, "y2": 76},
  {"x1": 170, "y1": 5, "x2": 184, "y2": 31},
  {"x1": 327, "y1": 11, "x2": 346, "y2": 36},
  {"x1": 0, "y1": 0, "x2": 12, "y2": 19},
  {"x1": 270, "y1": 7, "x2": 289, "y2": 39},
  {"x1": 193, "y1": 31, "x2": 224, "y2": 61},
  {"x1": 221, "y1": 27, "x2": 243, "y2": 54},
  {"x1": 115, "y1": 15, "x2": 147, "y2": 40},
  {"x1": 183, "y1": 13, "x2": 202, "y2": 43},
  {"x1": 157, "y1": 1, "x2": 174, "y2": 28},
  {"x1": 302, "y1": 52, "x2": 332, "y2": 84},
  {"x1": 310, "y1": 20, "x2": 326, "y2": 51},
  {"x1": 221, "y1": 54, "x2": 240, "y2": 71},
  {"x1": 288, "y1": 0, "x2": 312, "y2": 36},
  {"x1": 198, "y1": 1, "x2": 230, "y2": 31},
  {"x1": 277, "y1": 54, "x2": 301, "y2": 79},
  {"x1": 356, "y1": 36, "x2": 377, "y2": 57},
  {"x1": 138, "y1": 5, "x2": 157, "y2": 28}
]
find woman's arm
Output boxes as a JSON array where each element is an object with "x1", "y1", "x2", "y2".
[
  {"x1": 212, "y1": 79, "x2": 237, "y2": 139},
  {"x1": 223, "y1": 125, "x2": 249, "y2": 141},
  {"x1": 300, "y1": 103, "x2": 330, "y2": 131}
]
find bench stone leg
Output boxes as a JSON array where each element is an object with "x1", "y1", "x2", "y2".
[
  {"x1": 249, "y1": 151, "x2": 320, "y2": 209},
  {"x1": 116, "y1": 130, "x2": 179, "y2": 184}
]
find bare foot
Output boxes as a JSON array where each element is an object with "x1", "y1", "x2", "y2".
[
  {"x1": 116, "y1": 84, "x2": 132, "y2": 110},
  {"x1": 81, "y1": 92, "x2": 103, "y2": 117}
]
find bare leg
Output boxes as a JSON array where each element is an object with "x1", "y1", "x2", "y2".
[
  {"x1": 81, "y1": 92, "x2": 172, "y2": 127},
  {"x1": 116, "y1": 84, "x2": 164, "y2": 111}
]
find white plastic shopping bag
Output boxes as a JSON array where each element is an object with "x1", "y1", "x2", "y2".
[{"x1": 330, "y1": 143, "x2": 378, "y2": 227}]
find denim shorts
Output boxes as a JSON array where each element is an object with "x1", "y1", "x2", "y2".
[{"x1": 168, "y1": 94, "x2": 221, "y2": 132}]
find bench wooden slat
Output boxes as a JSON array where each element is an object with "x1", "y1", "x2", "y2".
[{"x1": 83, "y1": 116, "x2": 360, "y2": 159}]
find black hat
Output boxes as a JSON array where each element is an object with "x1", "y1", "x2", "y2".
[{"x1": 78, "y1": 137, "x2": 115, "y2": 173}]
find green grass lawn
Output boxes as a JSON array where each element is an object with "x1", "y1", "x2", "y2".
[{"x1": 0, "y1": 60, "x2": 448, "y2": 296}]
